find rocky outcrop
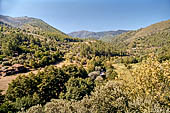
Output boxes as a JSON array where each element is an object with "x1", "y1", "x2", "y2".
[{"x1": 88, "y1": 67, "x2": 106, "y2": 80}]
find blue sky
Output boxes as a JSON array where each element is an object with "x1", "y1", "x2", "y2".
[{"x1": 0, "y1": 0, "x2": 170, "y2": 33}]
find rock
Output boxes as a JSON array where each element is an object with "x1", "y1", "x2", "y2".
[
  {"x1": 88, "y1": 71, "x2": 100, "y2": 80},
  {"x1": 95, "y1": 76, "x2": 103, "y2": 81}
]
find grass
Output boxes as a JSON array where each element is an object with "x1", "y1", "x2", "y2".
[{"x1": 113, "y1": 63, "x2": 139, "y2": 83}]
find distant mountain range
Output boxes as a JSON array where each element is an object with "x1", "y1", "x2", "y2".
[
  {"x1": 68, "y1": 30, "x2": 129, "y2": 39},
  {"x1": 0, "y1": 15, "x2": 129, "y2": 40}
]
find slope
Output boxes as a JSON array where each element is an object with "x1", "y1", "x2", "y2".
[
  {"x1": 111, "y1": 19, "x2": 170, "y2": 59},
  {"x1": 0, "y1": 15, "x2": 65, "y2": 35},
  {"x1": 68, "y1": 30, "x2": 129, "y2": 39}
]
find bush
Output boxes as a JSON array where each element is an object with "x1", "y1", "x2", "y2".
[
  {"x1": 158, "y1": 55, "x2": 170, "y2": 63},
  {"x1": 0, "y1": 90, "x2": 4, "y2": 105},
  {"x1": 0, "y1": 55, "x2": 5, "y2": 61},
  {"x1": 25, "y1": 104, "x2": 43, "y2": 113},
  {"x1": 62, "y1": 64, "x2": 88, "y2": 79},
  {"x1": 30, "y1": 81, "x2": 131, "y2": 113},
  {"x1": 6, "y1": 66, "x2": 68, "y2": 104},
  {"x1": 64, "y1": 77, "x2": 94, "y2": 100},
  {"x1": 0, "y1": 101, "x2": 16, "y2": 113},
  {"x1": 2, "y1": 61, "x2": 11, "y2": 66},
  {"x1": 130, "y1": 58, "x2": 170, "y2": 106},
  {"x1": 121, "y1": 56, "x2": 138, "y2": 64},
  {"x1": 14, "y1": 96, "x2": 39, "y2": 111},
  {"x1": 106, "y1": 69, "x2": 118, "y2": 80},
  {"x1": 4, "y1": 65, "x2": 90, "y2": 112},
  {"x1": 26, "y1": 78, "x2": 170, "y2": 113},
  {"x1": 82, "y1": 81, "x2": 130, "y2": 113},
  {"x1": 44, "y1": 99, "x2": 72, "y2": 113}
]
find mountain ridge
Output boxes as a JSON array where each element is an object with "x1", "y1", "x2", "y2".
[
  {"x1": 0, "y1": 15, "x2": 65, "y2": 35},
  {"x1": 68, "y1": 30, "x2": 129, "y2": 39},
  {"x1": 112, "y1": 19, "x2": 170, "y2": 42},
  {"x1": 111, "y1": 19, "x2": 170, "y2": 57}
]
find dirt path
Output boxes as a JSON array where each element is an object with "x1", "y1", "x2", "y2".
[
  {"x1": 0, "y1": 76, "x2": 17, "y2": 94},
  {"x1": 0, "y1": 61, "x2": 67, "y2": 94}
]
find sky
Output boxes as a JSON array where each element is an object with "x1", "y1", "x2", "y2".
[{"x1": 0, "y1": 0, "x2": 170, "y2": 33}]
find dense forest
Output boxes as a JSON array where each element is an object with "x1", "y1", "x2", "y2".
[{"x1": 0, "y1": 17, "x2": 169, "y2": 113}]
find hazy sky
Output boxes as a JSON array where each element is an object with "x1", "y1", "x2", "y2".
[{"x1": 0, "y1": 0, "x2": 170, "y2": 33}]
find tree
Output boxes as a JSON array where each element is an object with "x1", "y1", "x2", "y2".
[
  {"x1": 130, "y1": 58, "x2": 170, "y2": 106},
  {"x1": 1, "y1": 35, "x2": 20, "y2": 56},
  {"x1": 0, "y1": 90, "x2": 4, "y2": 105},
  {"x1": 5, "y1": 66, "x2": 69, "y2": 105},
  {"x1": 39, "y1": 56, "x2": 50, "y2": 66},
  {"x1": 64, "y1": 77, "x2": 94, "y2": 100},
  {"x1": 62, "y1": 64, "x2": 88, "y2": 79}
]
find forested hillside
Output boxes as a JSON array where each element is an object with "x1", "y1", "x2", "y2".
[
  {"x1": 0, "y1": 15, "x2": 66, "y2": 35},
  {"x1": 0, "y1": 16, "x2": 169, "y2": 113},
  {"x1": 68, "y1": 30, "x2": 128, "y2": 39},
  {"x1": 0, "y1": 21, "x2": 81, "y2": 76},
  {"x1": 111, "y1": 19, "x2": 170, "y2": 61}
]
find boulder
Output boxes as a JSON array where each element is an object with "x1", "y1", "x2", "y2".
[
  {"x1": 95, "y1": 76, "x2": 103, "y2": 81},
  {"x1": 88, "y1": 71, "x2": 100, "y2": 80}
]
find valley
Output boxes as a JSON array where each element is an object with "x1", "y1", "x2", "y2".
[{"x1": 0, "y1": 15, "x2": 169, "y2": 113}]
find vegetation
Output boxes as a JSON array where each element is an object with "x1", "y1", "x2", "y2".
[
  {"x1": 0, "y1": 24, "x2": 82, "y2": 74},
  {"x1": 110, "y1": 20, "x2": 170, "y2": 60},
  {"x1": 68, "y1": 30, "x2": 128, "y2": 39},
  {"x1": 0, "y1": 16, "x2": 170, "y2": 113},
  {"x1": 62, "y1": 77, "x2": 94, "y2": 100},
  {"x1": 0, "y1": 64, "x2": 90, "y2": 112},
  {"x1": 19, "y1": 58, "x2": 169, "y2": 113}
]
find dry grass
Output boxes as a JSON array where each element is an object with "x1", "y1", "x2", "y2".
[{"x1": 113, "y1": 63, "x2": 139, "y2": 83}]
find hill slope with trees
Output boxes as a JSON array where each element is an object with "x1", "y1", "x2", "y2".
[
  {"x1": 111, "y1": 19, "x2": 170, "y2": 61},
  {"x1": 0, "y1": 15, "x2": 65, "y2": 35},
  {"x1": 0, "y1": 16, "x2": 169, "y2": 113},
  {"x1": 68, "y1": 30, "x2": 129, "y2": 39}
]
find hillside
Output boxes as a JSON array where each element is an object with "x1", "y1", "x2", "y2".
[
  {"x1": 0, "y1": 16, "x2": 170, "y2": 113},
  {"x1": 68, "y1": 30, "x2": 128, "y2": 39},
  {"x1": 112, "y1": 19, "x2": 170, "y2": 43},
  {"x1": 0, "y1": 15, "x2": 65, "y2": 34},
  {"x1": 0, "y1": 16, "x2": 82, "y2": 77},
  {"x1": 111, "y1": 19, "x2": 170, "y2": 59}
]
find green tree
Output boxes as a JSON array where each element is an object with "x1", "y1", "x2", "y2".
[
  {"x1": 6, "y1": 66, "x2": 69, "y2": 105},
  {"x1": 0, "y1": 90, "x2": 4, "y2": 105},
  {"x1": 62, "y1": 64, "x2": 88, "y2": 79},
  {"x1": 64, "y1": 77, "x2": 94, "y2": 100},
  {"x1": 2, "y1": 35, "x2": 20, "y2": 56}
]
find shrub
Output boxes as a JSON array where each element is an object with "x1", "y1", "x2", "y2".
[
  {"x1": 26, "y1": 104, "x2": 43, "y2": 113},
  {"x1": 106, "y1": 69, "x2": 118, "y2": 80},
  {"x1": 0, "y1": 90, "x2": 4, "y2": 105},
  {"x1": 129, "y1": 58, "x2": 170, "y2": 108},
  {"x1": 62, "y1": 64, "x2": 88, "y2": 79},
  {"x1": 2, "y1": 61, "x2": 11, "y2": 66},
  {"x1": 0, "y1": 101, "x2": 16, "y2": 113},
  {"x1": 0, "y1": 55, "x2": 5, "y2": 61},
  {"x1": 64, "y1": 77, "x2": 94, "y2": 100},
  {"x1": 6, "y1": 66, "x2": 68, "y2": 104}
]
